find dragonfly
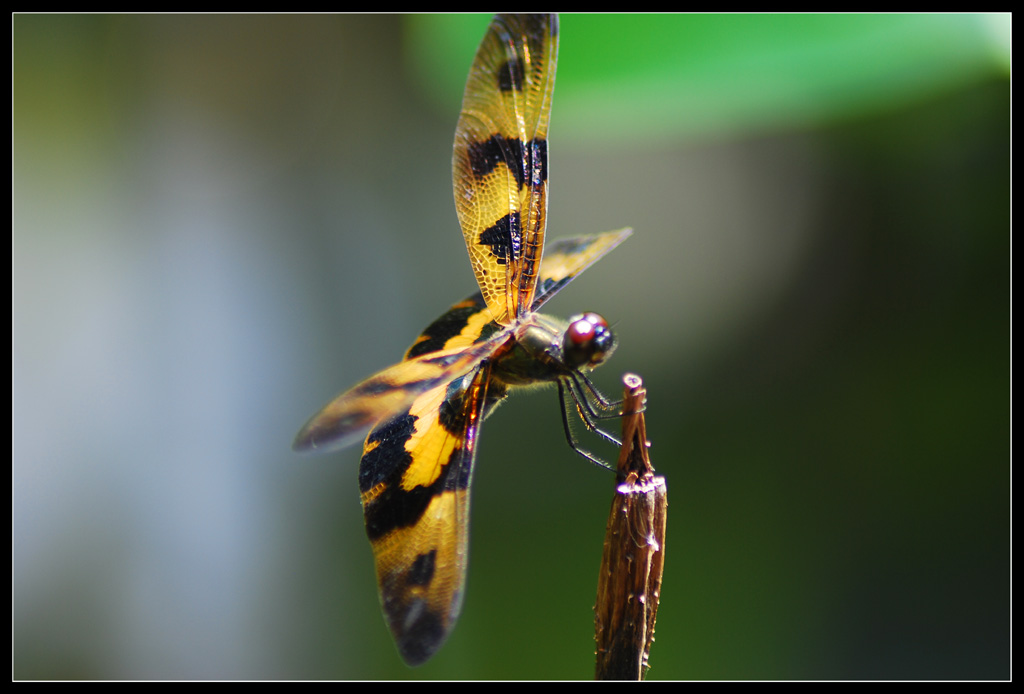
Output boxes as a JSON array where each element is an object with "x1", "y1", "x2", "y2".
[{"x1": 294, "y1": 13, "x2": 632, "y2": 666}]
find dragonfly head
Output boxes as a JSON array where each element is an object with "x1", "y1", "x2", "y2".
[{"x1": 563, "y1": 312, "x2": 617, "y2": 370}]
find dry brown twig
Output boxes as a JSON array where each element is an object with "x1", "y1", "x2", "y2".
[{"x1": 594, "y1": 373, "x2": 668, "y2": 680}]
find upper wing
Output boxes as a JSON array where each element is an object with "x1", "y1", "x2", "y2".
[
  {"x1": 292, "y1": 335, "x2": 505, "y2": 454},
  {"x1": 358, "y1": 362, "x2": 499, "y2": 665},
  {"x1": 452, "y1": 14, "x2": 558, "y2": 326},
  {"x1": 531, "y1": 228, "x2": 633, "y2": 312}
]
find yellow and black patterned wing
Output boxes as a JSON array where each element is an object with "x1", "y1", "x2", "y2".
[
  {"x1": 453, "y1": 14, "x2": 558, "y2": 326},
  {"x1": 531, "y1": 228, "x2": 634, "y2": 311},
  {"x1": 404, "y1": 294, "x2": 502, "y2": 361},
  {"x1": 292, "y1": 335, "x2": 505, "y2": 454},
  {"x1": 359, "y1": 361, "x2": 503, "y2": 665}
]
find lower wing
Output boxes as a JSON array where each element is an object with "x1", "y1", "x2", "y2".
[{"x1": 358, "y1": 362, "x2": 496, "y2": 665}]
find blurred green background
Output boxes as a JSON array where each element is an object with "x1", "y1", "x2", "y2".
[{"x1": 13, "y1": 14, "x2": 1008, "y2": 680}]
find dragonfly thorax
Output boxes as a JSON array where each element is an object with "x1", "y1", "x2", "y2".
[{"x1": 492, "y1": 311, "x2": 617, "y2": 386}]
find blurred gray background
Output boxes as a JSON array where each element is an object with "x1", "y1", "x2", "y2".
[{"x1": 13, "y1": 14, "x2": 1008, "y2": 679}]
